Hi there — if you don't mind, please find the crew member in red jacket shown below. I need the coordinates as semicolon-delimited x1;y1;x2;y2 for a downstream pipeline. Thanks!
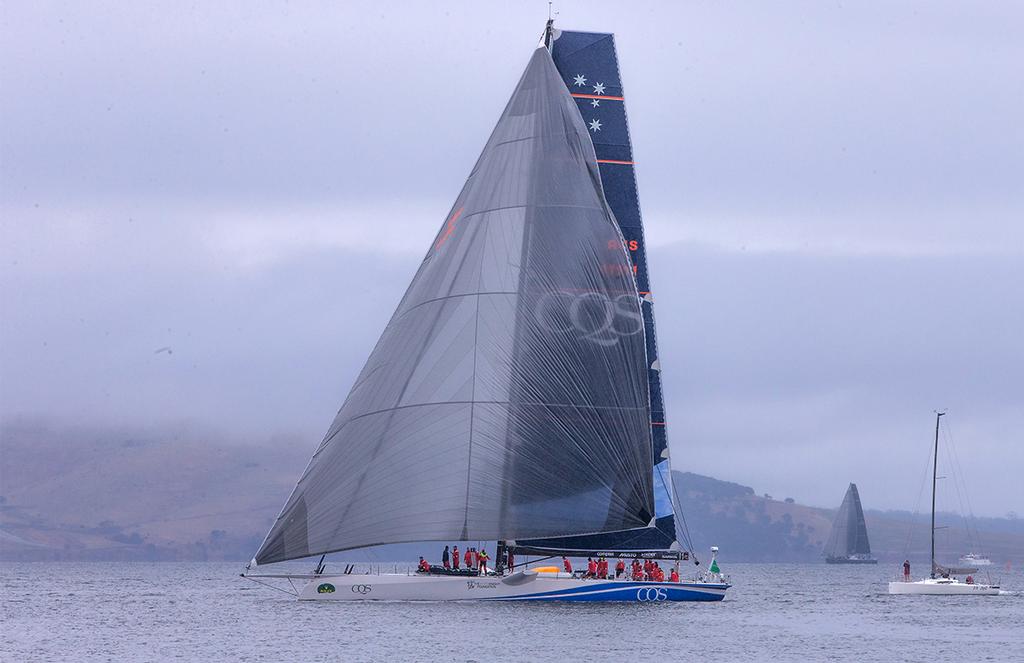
586;557;597;578
452;545;460;570
670;567;679;583
464;547;473;570
418;556;430;572
615;559;626;578
562;556;573;574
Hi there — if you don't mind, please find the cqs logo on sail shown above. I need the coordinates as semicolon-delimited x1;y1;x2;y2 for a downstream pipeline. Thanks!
534;292;643;347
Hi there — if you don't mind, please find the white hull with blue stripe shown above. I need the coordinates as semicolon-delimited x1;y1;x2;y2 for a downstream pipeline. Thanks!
294;570;729;602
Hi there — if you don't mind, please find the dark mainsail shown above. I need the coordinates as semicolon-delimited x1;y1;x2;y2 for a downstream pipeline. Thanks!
824;483;875;563
513;29;682;558
255;43;656;566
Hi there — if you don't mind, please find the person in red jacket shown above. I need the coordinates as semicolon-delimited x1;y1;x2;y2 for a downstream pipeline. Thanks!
654;564;664;582
632;561;644;581
562;556;573;574
615;559;626;578
506;549;515;573
670;567;679;583
452;545;460;570
418;556;430;573
643;559;653;580
464;547;473;570
586;557;597;578
597;557;607;579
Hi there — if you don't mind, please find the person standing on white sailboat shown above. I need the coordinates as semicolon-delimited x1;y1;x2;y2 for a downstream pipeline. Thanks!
903;560;910;581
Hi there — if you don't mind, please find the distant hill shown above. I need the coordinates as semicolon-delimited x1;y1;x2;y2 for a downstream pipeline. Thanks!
2;420;1022;564
0;419;304;561
674;471;1024;564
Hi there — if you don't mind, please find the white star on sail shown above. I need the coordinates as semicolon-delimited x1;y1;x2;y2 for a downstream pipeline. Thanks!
589;119;602;132
591;99;600;107
573;74;586;87
593;82;606;95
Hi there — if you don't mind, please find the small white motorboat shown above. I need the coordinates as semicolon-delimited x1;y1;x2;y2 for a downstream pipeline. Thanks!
958;553;993;567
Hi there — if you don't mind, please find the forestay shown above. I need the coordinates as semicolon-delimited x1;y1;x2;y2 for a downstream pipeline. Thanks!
255;46;655;565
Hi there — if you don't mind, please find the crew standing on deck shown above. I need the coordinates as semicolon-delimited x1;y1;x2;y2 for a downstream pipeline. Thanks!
597;557;608;579
442;545;450;570
670;566;679;583
506;549;515;573
478;548;490;575
465;547;473;571
563;556;573;574
903;559;911;581
586;557;597;578
615;559;625;578
452;545;460;570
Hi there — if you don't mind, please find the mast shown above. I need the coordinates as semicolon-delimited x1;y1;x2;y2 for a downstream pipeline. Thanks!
930;411;945;578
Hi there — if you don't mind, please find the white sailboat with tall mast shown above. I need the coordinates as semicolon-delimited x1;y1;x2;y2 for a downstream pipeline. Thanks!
242;20;729;602
888;413;999;596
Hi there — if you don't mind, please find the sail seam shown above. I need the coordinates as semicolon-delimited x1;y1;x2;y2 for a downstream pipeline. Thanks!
326;400;651;435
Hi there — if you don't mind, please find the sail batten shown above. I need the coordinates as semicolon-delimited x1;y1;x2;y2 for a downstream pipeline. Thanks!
255;44;656;566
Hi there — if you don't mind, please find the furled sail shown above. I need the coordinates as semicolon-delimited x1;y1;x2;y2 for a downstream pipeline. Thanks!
932;561;979;576
824;483;872;558
254;45;655;565
514;29;682;557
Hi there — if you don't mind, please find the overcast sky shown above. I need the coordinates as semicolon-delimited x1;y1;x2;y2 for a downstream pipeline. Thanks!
2;1;1021;516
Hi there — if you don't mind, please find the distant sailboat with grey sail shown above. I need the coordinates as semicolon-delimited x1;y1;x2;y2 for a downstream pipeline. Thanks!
241;20;729;602
824;483;877;564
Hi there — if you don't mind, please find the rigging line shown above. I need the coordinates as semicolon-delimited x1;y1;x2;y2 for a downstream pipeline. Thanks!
665;467;697;559
944;420;984;551
240;574;299;597
941;424;971;549
903;435;936;558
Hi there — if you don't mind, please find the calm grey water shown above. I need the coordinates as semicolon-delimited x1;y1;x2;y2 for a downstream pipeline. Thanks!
2;562;1022;662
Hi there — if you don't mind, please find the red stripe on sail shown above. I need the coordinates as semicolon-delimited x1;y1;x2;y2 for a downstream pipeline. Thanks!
434;207;465;250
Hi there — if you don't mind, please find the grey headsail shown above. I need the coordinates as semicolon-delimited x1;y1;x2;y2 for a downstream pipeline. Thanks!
254;45;654;565
824;483;873;560
513;28;682;558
